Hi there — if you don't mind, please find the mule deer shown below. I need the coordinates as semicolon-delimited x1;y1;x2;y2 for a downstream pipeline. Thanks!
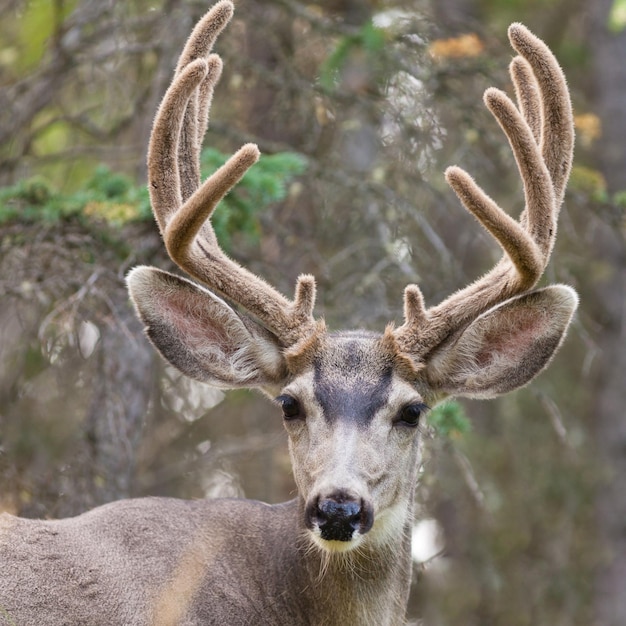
0;2;577;624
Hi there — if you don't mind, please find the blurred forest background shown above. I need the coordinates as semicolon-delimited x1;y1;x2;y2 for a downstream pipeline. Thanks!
0;0;625;624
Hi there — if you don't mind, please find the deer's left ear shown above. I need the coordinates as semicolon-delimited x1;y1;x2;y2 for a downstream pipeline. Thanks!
425;285;578;399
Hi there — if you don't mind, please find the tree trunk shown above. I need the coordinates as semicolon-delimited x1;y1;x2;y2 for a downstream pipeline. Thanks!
587;2;626;623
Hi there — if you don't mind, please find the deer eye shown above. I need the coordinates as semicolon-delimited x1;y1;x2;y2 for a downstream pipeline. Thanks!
276;395;303;420
395;403;427;427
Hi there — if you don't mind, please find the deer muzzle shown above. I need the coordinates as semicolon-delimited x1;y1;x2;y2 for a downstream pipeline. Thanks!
305;490;374;543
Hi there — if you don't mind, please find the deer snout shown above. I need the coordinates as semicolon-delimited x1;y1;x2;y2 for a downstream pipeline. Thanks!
305;491;374;543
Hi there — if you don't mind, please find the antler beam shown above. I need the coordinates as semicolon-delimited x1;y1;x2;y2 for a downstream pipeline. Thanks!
147;0;317;347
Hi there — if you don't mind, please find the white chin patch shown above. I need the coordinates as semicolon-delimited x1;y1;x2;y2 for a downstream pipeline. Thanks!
309;527;364;553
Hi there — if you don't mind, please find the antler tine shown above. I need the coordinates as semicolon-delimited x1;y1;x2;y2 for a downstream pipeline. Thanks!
175;1;234;204
147;0;317;346
508;23;574;205
395;24;573;356
510;56;541;145
148;58;210;235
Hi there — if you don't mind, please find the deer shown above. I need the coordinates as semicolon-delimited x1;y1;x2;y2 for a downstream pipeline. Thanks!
0;2;577;625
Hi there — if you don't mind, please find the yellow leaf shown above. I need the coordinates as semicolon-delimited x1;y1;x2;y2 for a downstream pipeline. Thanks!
83;201;139;225
429;33;484;60
574;113;602;146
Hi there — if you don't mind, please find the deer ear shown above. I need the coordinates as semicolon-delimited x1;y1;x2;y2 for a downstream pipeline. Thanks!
127;266;287;388
425;285;577;399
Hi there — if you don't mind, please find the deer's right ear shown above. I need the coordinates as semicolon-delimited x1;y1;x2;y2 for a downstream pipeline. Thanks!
127;266;288;388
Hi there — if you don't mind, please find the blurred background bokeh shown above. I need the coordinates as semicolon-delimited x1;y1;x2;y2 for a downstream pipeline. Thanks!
1;0;625;623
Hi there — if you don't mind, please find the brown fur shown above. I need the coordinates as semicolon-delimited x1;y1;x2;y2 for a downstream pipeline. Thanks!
0;4;578;625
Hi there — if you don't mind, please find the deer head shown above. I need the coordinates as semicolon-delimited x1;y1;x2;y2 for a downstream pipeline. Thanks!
127;1;576;554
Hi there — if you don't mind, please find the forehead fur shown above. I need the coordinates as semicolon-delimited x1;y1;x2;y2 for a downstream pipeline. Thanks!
284;325;424;383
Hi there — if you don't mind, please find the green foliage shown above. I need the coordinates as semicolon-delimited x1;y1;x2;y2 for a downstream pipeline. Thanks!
612;189;626;207
569;165;608;202
200;148;307;250
479;0;561;28
0;148;307;251
0;168;150;226
319;21;386;91
2;0;78;73
609;0;626;32
428;400;471;439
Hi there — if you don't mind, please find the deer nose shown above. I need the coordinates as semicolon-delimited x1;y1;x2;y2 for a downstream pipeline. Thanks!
305;492;374;541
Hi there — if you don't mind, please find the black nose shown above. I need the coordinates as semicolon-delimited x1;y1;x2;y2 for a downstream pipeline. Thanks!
306;492;374;541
